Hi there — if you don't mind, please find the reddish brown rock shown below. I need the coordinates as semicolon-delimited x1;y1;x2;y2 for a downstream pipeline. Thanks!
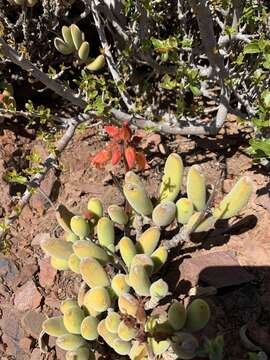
0;308;25;357
31;232;50;246
39;258;57;288
19;337;32;352
30;348;41;360
0;256;19;287
13;263;38;289
44;294;61;309
21;310;46;339
14;280;42;312
179;251;254;288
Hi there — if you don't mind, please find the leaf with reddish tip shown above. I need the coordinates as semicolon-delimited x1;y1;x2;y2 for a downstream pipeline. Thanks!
104;125;120;138
136;151;147;170
111;149;122;165
125;147;136;169
120;125;132;142
131;135;143;145
82;210;94;220
91;149;111;167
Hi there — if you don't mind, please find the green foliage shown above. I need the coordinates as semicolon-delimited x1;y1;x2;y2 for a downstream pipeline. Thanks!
202;335;224;360
246;138;270;162
3;169;27;185
247;353;268;360
77;71;119;114
25;101;52;126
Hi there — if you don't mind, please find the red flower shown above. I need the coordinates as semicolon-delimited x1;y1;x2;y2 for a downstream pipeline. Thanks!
91;121;148;171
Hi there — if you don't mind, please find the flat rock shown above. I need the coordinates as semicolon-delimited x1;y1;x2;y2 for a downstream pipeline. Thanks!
21;310;46;339
13;263;38;288
31;232;50;246
256;192;270;212
14;280;42;312
39;258;57;288
30;348;42;360
179;251;254;288
0;256;19;287
45;294;61;309
0;308;25;357
19;337;32;353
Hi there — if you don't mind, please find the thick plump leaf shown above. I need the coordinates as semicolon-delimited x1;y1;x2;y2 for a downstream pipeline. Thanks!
120;124;132;142
111;149;122;165
136;151;147;170
91;149;111;167
125;147;136;169
104;125;120;138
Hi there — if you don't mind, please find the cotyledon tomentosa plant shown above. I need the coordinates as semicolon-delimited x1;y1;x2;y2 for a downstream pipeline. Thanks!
54;24;105;72
40;152;253;359
13;0;38;7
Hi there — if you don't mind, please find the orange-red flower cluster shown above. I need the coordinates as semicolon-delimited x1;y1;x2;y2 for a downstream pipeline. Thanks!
91;122;147;171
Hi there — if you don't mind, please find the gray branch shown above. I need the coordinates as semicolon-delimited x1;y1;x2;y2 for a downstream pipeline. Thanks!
218;34;253;47
90;0;136;111
0;33;232;136
187;0;227;78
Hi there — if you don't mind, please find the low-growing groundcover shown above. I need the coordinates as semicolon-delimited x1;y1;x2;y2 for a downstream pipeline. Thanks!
39;153;254;359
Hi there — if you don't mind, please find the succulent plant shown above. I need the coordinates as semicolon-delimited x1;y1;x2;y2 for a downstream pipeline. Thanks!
187;165;206;212
79;257;110;288
14;0;38;7
118;320;138;341
63;306;85;334
42;316;69;337
168;301;187;331
51;256;69;271
80;316;99;340
70;216;90;239
105;312;121;333
176;198;194;225
108;205;129;225
159;153;184;202
54;24;106;72
149;279;169;301
85;54;106;72
111;273;130;296
152;200;176;227
40;152;253;359
136;227;160;255
123;182;153;216
97;217;115;252
185;298;211;332
212;176;253;219
56;334;87;351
